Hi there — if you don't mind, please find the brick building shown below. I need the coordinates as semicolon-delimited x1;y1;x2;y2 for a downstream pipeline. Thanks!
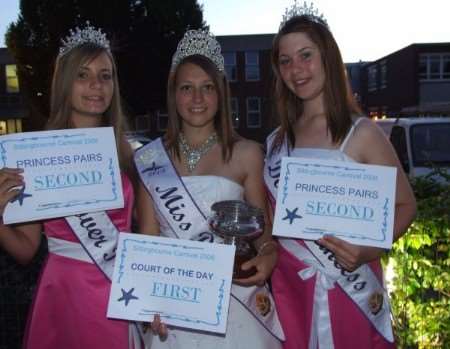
360;43;450;118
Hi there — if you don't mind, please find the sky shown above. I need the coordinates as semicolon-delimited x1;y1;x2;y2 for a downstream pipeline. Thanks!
1;0;449;62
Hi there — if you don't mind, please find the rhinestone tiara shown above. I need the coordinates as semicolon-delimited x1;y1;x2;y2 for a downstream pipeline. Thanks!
170;29;224;72
59;21;110;57
280;1;329;30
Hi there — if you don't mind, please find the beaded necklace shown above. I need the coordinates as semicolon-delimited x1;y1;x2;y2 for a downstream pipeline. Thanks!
179;132;218;173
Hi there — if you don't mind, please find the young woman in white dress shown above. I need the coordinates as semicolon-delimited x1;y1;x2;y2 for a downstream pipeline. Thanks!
135;29;284;349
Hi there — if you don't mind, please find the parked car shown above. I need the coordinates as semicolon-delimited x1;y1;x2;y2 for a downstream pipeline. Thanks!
376;117;450;179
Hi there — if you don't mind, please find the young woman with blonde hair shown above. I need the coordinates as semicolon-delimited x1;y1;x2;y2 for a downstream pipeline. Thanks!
0;23;144;348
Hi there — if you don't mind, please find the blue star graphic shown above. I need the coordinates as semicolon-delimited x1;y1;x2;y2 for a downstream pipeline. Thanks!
282;207;302;224
9;186;32;206
117;287;139;306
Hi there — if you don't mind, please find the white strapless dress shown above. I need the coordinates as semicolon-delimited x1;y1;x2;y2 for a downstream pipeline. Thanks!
151;175;282;349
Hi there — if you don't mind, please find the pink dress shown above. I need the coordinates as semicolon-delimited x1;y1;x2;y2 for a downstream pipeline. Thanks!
270;147;396;349
272;241;394;349
22;174;134;349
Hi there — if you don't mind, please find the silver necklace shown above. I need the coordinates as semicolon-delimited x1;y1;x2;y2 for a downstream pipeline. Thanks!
179;132;218;173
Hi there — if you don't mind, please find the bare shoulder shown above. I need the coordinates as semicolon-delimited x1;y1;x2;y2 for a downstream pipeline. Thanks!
353;117;386;140
349;117;395;165
232;138;264;161
350;117;390;150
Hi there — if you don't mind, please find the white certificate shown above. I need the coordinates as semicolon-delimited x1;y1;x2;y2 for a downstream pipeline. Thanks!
273;157;397;249
107;233;235;334
0;127;123;224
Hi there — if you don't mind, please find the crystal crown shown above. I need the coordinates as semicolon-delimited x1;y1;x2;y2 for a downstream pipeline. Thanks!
59;21;110;57
280;1;329;30
171;29;224;72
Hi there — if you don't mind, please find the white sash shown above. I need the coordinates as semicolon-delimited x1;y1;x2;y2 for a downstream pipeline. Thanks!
135;138;285;341
263;128;290;202
64;212;152;348
263;130;394;345
65;212;119;280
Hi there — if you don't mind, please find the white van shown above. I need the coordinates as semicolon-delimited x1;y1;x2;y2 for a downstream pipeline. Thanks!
375;117;450;179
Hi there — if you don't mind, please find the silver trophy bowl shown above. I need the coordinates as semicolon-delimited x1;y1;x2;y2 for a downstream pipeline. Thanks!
209;200;264;278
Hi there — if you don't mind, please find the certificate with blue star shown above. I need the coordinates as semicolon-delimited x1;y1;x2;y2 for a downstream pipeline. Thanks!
107;233;235;334
272;157;397;249
0;127;123;224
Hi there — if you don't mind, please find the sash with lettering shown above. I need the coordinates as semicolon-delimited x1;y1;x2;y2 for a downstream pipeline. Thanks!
64;212;151;348
135;137;285;341
264;128;394;348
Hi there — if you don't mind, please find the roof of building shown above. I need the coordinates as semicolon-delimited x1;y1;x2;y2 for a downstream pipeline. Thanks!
217;33;275;52
366;42;450;65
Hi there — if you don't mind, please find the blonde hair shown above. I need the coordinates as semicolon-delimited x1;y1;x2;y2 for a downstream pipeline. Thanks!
47;43;134;176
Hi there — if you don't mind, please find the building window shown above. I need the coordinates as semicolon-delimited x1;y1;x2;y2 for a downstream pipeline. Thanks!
223;52;237;82
419;53;450;80
245;51;259;81
429;56;440;79
443;54;450;79
16;119;22;132
367;65;377;92
157;111;168;131
231;97;239;128
246;97;261;128
380;60;387;89
7;119;16;133
6;65;19;93
0;119;22;134
0;121;6;135
419;56;427;79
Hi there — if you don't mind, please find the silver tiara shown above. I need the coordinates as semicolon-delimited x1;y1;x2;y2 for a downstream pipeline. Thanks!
170;29;224;72
59;21;110;57
280;1;329;30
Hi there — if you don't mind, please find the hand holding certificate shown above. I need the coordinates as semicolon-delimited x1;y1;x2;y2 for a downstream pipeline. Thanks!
0;127;123;224
272;157;397;249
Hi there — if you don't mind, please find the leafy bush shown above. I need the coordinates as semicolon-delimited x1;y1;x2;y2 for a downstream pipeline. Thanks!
388;172;450;348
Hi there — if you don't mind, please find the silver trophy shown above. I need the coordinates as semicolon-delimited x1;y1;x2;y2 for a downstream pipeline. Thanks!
209;200;264;278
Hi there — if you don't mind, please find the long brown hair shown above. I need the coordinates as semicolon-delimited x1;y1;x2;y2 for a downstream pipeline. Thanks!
271;16;360;154
46;43;134;176
165;54;236;162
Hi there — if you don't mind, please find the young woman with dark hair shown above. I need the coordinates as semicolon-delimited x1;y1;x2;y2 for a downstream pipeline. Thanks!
264;3;416;348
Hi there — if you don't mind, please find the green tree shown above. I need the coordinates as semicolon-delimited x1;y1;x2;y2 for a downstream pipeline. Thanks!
388;173;450;348
5;0;205;131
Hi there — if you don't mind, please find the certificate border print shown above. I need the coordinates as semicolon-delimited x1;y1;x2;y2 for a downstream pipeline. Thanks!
0;132;120;210
117;238;227;328
281;161;389;243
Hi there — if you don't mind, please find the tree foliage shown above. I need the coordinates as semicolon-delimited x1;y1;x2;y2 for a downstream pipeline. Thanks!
388;173;450;348
5;0;206;131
